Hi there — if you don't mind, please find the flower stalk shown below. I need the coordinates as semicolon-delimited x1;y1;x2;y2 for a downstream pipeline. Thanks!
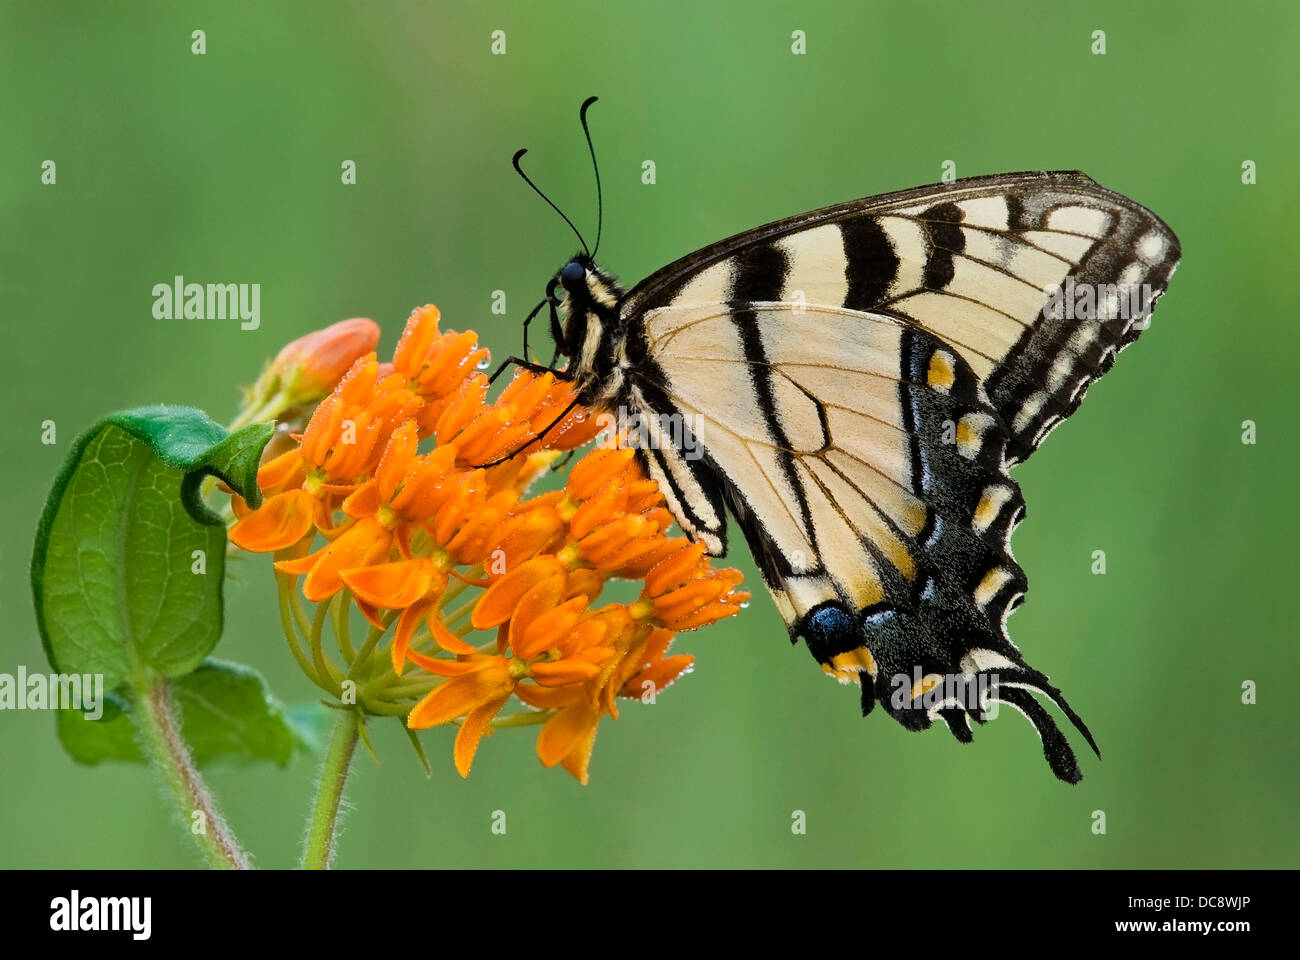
301;710;360;870
131;676;250;869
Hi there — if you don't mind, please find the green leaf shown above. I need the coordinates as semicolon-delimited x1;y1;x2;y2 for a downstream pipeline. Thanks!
57;660;296;767
31;407;273;689
55;692;140;763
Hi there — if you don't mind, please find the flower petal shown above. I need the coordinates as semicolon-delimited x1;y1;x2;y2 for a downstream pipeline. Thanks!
472;555;566;629
622;654;694;699
454;695;509;778
529;658;603;686
388;603;430;675
229;489;315;553
516;594;588;662
507;575;566;659
566;446;635;501
256;448;306;493
644;541;708;597
406;649;497;677
514;683;584;710
341;478;381;519
393;305;441;379
536;700;599;772
428;612;478;655
406;662;510;729
559;722;599;785
301;518;392;602
376;420;420;502
342;557;438;609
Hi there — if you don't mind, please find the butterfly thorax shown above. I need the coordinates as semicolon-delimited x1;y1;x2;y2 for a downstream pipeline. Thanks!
555;255;628;405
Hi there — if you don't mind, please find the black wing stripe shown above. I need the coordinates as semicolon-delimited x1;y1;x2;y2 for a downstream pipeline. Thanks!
918;201;965;290
623;367;730;553
725;244;820;564
729;242;789;304
840;218;898;310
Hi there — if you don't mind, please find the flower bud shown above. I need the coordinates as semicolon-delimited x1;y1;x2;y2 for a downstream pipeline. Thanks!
272;318;381;405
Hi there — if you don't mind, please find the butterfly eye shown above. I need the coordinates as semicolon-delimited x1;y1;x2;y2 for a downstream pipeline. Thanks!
560;260;586;290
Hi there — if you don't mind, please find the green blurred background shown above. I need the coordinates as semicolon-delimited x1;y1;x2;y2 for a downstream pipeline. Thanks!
2;0;1297;868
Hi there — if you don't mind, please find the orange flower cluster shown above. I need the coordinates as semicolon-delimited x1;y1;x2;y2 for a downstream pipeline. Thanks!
229;306;749;782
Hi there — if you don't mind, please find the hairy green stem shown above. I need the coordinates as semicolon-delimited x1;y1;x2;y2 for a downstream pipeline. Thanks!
132;676;250;869
302;710;361;869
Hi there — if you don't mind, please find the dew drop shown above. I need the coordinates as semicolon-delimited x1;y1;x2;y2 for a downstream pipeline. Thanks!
476;357;491;370
739;601;751;609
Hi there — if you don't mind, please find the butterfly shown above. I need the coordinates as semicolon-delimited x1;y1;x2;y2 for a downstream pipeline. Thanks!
494;98;1181;783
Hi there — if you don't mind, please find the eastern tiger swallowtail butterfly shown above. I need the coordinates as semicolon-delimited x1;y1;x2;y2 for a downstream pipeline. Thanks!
494;97;1180;783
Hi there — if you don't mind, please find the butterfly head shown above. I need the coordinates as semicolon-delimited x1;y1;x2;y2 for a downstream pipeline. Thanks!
556;254;622;310
552;253;625;382
558;257;588;292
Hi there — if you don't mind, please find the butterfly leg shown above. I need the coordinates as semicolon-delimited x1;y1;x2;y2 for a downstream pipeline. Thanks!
547;289;567;359
470;395;584;469
485;355;566;386
520;284;561;361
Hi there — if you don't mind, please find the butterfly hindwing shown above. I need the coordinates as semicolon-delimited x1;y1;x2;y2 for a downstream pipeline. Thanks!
621;299;1097;781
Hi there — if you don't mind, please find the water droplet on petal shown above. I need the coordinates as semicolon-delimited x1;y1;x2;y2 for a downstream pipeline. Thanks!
476;357;491;370
739;601;751;609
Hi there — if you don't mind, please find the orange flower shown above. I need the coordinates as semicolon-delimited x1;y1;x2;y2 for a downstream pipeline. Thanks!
230;303;747;784
406;593;617;777
393;305;487;400
619;627;695;700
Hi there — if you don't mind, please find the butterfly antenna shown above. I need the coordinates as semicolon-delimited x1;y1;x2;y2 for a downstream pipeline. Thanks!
512;148;589;256
579;95;603;257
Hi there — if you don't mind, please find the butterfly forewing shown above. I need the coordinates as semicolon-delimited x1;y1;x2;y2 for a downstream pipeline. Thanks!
623;170;1181;464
